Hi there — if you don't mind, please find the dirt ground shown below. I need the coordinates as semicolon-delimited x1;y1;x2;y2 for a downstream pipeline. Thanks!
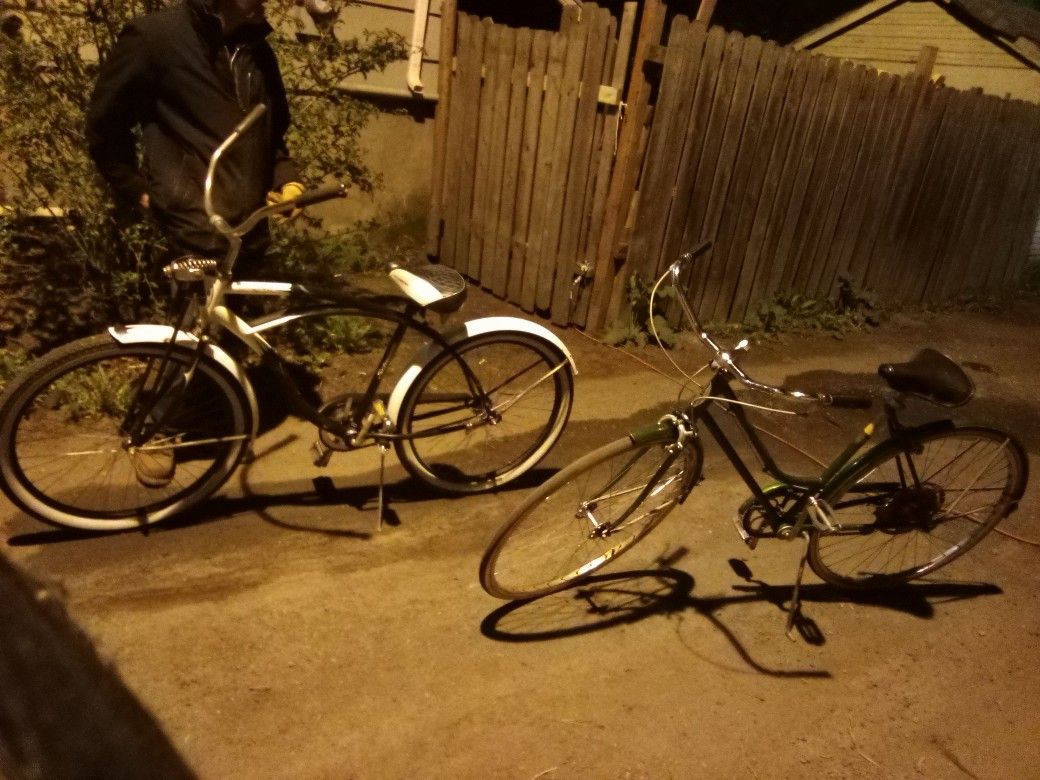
3;287;1040;779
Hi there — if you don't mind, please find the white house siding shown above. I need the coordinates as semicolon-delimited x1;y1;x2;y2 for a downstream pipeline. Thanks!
809;0;1040;101
336;0;443;98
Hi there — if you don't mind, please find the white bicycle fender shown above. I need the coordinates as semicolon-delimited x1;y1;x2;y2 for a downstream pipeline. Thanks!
107;324;259;437
386;316;576;425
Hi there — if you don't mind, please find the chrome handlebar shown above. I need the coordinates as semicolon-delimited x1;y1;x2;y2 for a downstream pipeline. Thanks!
661;242;867;408
203;104;346;239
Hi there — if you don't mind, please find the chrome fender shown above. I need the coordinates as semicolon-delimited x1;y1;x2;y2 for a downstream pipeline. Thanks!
107;324;259;438
386;316;577;425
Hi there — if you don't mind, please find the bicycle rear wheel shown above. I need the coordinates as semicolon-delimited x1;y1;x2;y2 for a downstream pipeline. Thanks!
394;332;573;493
480;433;701;600
809;426;1027;588
0;335;251;531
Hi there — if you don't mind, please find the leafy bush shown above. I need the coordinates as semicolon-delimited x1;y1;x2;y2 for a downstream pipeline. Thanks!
0;1;406;352
602;273;680;348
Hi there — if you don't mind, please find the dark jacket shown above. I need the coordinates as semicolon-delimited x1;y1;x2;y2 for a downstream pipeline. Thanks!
86;0;299;258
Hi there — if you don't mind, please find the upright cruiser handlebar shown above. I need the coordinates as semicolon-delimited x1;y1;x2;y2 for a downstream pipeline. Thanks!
203;104;347;240
663;241;872;410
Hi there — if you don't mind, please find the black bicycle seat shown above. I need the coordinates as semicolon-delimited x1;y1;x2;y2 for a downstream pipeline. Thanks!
878;348;974;406
388;264;467;314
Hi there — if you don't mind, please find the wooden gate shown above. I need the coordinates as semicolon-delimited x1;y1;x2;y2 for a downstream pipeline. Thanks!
629;18;1040;324
429;6;632;326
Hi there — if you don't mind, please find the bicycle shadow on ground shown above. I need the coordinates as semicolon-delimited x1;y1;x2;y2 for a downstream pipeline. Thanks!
4;435;560;546
479;563;1001;678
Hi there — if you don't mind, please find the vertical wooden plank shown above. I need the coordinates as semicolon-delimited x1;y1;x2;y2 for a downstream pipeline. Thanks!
626;16;696;282
1000;112;1040;289
755;53;828;302
551;6;613;325
647;23;725;307
860;73;935;297
478;26;517;294
982;102;1036;291
827;72;898;291
466;20;501;282
871;81;950;300
443;15;485;272
905;89;986;302
426;0;457;258
507;30;551;305
682;30;747;313
788;61;863;297
587;0;667;332
935;94;1006;299
724;43;795;322
708;39;782;323
535;5;587;311
890;88;956;302
521;30;568;311
575;14;616;291
490;27;532;299
739;50;813;315
809;66;879;300
574;2;636;328
770;56;841;296
698;34;766;324
847;73;921;291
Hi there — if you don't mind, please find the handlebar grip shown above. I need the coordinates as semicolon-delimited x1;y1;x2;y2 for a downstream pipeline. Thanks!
825;393;874;410
288;182;348;209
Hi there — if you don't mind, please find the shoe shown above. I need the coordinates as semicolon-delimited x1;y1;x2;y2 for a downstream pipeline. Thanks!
132;448;175;488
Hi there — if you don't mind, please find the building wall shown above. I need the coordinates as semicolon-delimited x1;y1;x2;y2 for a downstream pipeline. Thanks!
321;110;434;227
809;0;1040;101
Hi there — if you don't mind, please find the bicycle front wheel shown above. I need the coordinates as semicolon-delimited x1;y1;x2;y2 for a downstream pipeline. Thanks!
394;332;573;493
0;335;251;531
480;433;702;600
809;426;1027;588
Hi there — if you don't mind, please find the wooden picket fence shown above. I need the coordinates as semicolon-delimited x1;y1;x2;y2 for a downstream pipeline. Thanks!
430;12;1040;327
629;18;1040;324
432;6;631;326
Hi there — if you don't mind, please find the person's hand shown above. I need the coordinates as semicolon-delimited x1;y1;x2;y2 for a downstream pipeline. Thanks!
266;181;305;222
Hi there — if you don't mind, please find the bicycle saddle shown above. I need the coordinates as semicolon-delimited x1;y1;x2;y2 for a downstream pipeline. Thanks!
878;348;974;406
163;256;219;282
388;264;467;314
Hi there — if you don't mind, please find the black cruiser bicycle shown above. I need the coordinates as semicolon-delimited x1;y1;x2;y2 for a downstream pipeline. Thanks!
0;106;575;532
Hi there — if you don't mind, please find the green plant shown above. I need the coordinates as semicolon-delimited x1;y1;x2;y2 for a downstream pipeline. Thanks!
0;347;30;392
602;273;680;347
738;276;882;340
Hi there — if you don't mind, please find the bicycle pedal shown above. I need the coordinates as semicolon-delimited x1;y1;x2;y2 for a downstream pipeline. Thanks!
732;513;758;550
311;439;333;468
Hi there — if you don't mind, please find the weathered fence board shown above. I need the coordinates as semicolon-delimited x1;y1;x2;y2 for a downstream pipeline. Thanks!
431;13;1040;329
624;16;1040;323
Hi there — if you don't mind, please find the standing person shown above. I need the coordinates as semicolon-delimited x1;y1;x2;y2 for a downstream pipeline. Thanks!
86;0;303;273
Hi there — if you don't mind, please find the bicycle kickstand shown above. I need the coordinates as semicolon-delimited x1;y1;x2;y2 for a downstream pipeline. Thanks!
376;442;390;532
785;532;811;641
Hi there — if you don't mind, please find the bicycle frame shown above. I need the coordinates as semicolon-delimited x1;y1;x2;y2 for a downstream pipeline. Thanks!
626;368;959;543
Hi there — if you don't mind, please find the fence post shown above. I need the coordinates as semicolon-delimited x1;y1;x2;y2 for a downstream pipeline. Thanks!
426;0;458;259
586;0;667;332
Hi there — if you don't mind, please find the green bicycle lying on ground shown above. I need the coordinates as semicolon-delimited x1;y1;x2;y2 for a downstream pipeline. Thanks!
0;106;575;532
480;241;1027;627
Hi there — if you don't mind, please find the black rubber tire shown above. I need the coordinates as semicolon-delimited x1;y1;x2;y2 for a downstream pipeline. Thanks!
480;434;701;600
394;332;573;493
809;426;1027;588
0;335;251;531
